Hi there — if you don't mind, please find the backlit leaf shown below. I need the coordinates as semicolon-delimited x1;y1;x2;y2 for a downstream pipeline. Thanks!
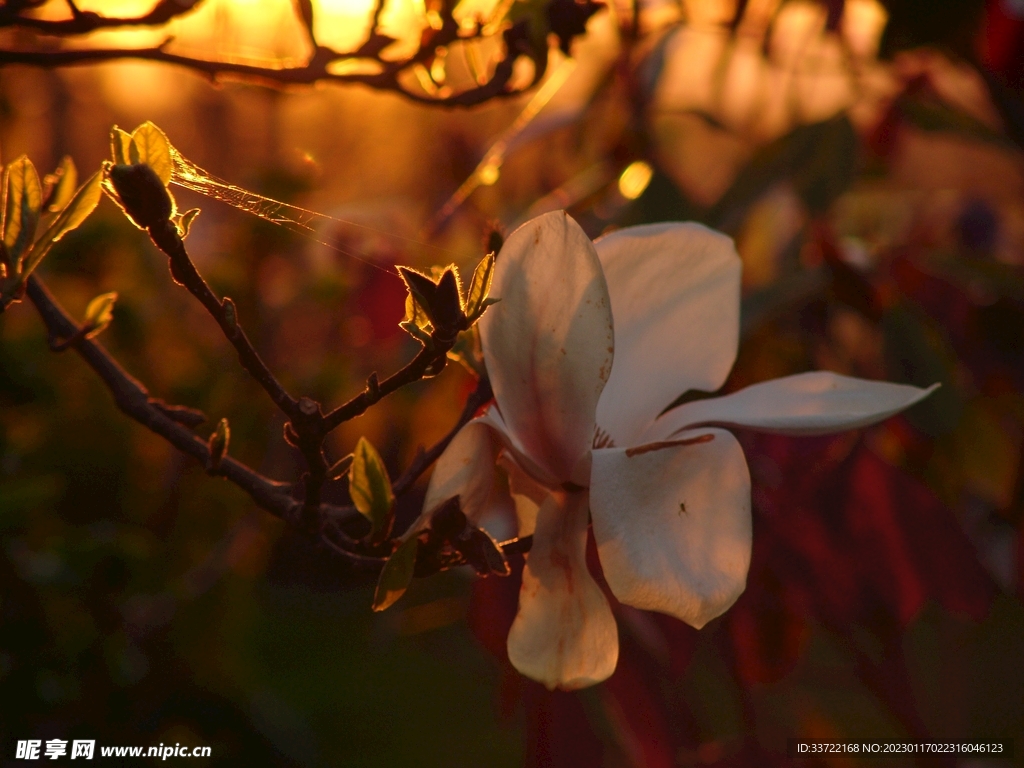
130;122;174;186
399;266;440;327
83;292;118;339
372;536;418;612
349;437;394;536
176;208;200;239
110;127;133;166
43;156;78;214
465;251;495;321
20;171;103;278
3;156;42;264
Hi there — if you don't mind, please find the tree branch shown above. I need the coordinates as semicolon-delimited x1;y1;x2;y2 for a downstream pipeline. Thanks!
146;221;299;419
0;0;205;35
0;20;544;107
25;271;530;578
25;274;302;522
323;344;451;432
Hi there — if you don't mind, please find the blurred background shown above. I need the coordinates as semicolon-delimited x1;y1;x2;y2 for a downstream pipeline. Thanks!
1;0;1023;765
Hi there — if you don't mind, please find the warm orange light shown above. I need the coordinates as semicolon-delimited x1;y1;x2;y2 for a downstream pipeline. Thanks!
314;0;378;52
618;161;653;200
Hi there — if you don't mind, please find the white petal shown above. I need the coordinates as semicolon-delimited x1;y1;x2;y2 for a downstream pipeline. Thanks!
420;421;498;525
594;223;741;446
507;490;619;690
497;450;548;538
590;429;751;629
481;211;614;483
646;371;941;441
477;405;559;490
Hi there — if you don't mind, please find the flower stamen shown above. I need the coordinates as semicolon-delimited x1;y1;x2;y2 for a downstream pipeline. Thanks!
624;433;715;458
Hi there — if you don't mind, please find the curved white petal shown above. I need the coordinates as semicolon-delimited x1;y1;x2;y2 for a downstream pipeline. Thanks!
507;490;619;690
477;406;559;490
645;371;940;441
481;211;614;483
594;223;741;446
497;450;548;538
420;421;498;525
590;429;751;629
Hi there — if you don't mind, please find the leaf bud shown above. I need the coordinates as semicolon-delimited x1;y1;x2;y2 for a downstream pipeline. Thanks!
221;297;238;332
365;372;380;403
108;163;173;230
484;224;504;256
83;292;117;339
207;417;230;472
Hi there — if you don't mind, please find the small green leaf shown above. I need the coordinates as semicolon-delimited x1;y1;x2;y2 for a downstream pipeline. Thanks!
404;292;432;331
399;266;440;326
349;436;394;536
465;251;495;321
447;326;485;376
129;122;174;186
82;292;117;339
110;126;133;166
372;536;418;612
399;319;434;346
176;207;200;238
3;156;43;265
19;170;102;279
43;156;78;214
432;267;465;331
463;527;510;576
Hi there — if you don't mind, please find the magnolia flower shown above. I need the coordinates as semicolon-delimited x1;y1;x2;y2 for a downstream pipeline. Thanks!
417;211;936;690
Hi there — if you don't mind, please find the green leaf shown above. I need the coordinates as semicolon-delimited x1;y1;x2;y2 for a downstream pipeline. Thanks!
464;251;496;321
403;292;432;331
129;122;174;186
349;437;394;536
447;326;485;376
432;267;466;332
110;126;133;166
399;319;434;346
19;170;102;279
399;266;440;327
176;207;200;238
2;156;42;265
43;156;77;214
372;536;418;612
82;292;117;339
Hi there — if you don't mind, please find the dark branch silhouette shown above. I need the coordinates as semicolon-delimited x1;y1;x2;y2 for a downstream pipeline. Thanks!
0;0;555;107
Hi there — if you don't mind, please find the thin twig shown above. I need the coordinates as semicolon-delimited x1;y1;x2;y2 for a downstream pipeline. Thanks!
146;221;299;419
26;274;300;522
323;345;450;432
